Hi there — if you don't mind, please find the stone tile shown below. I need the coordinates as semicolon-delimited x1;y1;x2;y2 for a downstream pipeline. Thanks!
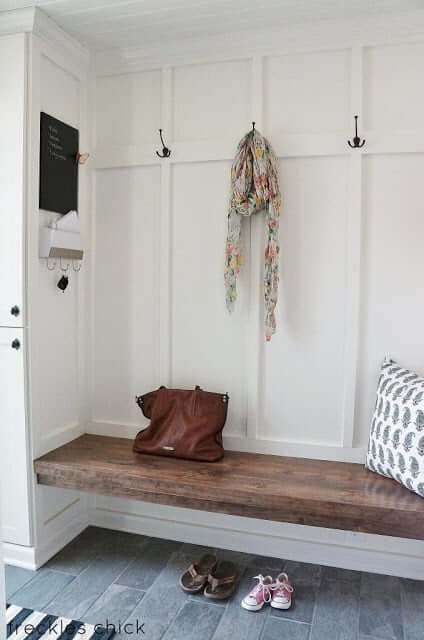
115;549;205;640
359;573;403;640
94;528;149;554
283;561;322;587
211;564;272;640
269;581;316;624
310;576;360;640
261;618;311;640
10;570;75;611
321;566;361;585
359;636;395;640
249;555;286;574
46;527;148;575
46;527;109;575
179;542;216;561
83;584;144;627
212;548;254;568
45;550;135;620
401;578;424;640
162;600;223;640
270;560;321;624
117;538;181;591
5;566;36;600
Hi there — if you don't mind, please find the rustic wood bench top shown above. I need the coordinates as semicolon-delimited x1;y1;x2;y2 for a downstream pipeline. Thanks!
34;434;424;540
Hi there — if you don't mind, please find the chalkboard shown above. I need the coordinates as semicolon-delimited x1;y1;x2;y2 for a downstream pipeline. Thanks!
39;112;79;214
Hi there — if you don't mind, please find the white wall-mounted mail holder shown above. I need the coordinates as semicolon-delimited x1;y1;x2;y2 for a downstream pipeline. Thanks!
39;227;84;261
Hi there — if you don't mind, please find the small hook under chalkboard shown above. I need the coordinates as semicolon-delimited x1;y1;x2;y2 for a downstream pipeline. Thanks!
348;115;365;148
156;129;171;158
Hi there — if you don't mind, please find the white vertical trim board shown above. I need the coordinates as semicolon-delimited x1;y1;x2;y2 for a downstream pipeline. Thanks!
246;56;264;440
159;67;173;385
342;152;363;447
23;23;91;558
341;44;364;448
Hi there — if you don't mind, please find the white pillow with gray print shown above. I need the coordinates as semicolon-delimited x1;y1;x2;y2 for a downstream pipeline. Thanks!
366;358;424;498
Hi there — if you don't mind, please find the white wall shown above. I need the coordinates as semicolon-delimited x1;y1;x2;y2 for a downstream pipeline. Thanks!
3;8;424;576
85;16;424;577
23;16;91;564
90;27;424;461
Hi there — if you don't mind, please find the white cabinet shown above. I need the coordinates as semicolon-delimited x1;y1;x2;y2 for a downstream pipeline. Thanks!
0;538;5;639
0;34;26;328
0;507;5;636
0;328;31;546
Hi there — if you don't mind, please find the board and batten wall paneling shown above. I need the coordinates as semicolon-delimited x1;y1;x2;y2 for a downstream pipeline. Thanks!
171;162;248;437
264;49;351;134
262;156;349;445
90;33;424;463
25;32;91;560
30;52;81;446
363;41;424;132
96;70;161;147
93;166;160;426
355;153;424;447
173;59;251;141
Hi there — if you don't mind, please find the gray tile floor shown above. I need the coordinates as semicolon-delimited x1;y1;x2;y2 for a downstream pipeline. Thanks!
5;527;423;640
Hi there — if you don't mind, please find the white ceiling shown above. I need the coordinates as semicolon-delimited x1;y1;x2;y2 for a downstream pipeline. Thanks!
1;0;423;51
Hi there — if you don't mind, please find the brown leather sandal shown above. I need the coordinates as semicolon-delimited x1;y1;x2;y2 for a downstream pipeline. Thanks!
204;561;239;600
179;554;218;594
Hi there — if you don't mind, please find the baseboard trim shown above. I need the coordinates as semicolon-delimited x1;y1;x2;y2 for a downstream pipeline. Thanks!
91;498;424;580
34;514;88;569
86;421;366;463
9;498;423;578
37;421;84;458
3;542;36;570
4;515;88;570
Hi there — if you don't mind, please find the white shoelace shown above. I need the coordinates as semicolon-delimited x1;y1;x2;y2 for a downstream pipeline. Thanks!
251;574;274;602
274;572;294;595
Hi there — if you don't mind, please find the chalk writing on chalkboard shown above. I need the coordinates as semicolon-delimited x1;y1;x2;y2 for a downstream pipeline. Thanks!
39;112;79;214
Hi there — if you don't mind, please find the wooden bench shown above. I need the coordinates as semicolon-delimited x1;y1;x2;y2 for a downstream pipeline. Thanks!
34;434;424;540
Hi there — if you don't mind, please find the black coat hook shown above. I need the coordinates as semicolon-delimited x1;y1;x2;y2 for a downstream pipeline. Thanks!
252;121;256;132
156;129;171;158
348;115;365;148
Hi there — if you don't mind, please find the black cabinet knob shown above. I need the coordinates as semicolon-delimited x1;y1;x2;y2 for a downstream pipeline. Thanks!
11;339;20;350
10;305;20;317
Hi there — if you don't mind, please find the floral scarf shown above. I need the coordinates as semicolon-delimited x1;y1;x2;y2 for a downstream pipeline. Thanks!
224;129;281;341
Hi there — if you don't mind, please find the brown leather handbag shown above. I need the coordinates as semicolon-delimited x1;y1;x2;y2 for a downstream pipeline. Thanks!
134;386;229;462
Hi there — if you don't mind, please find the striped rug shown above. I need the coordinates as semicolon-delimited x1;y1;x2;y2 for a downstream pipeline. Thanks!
6;605;115;640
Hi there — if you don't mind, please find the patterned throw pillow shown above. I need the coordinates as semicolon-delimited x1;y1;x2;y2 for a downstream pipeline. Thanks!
366;358;424;498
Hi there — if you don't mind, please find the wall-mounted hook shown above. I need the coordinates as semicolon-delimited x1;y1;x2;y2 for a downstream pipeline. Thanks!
156;129;171;158
46;257;57;271
251;121;256;132
60;257;70;272
72;260;82;272
348;115;365;148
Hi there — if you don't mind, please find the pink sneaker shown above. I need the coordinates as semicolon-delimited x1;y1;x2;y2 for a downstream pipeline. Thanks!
271;572;293;610
241;574;274;611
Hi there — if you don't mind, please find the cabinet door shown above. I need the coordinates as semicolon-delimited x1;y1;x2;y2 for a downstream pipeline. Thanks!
0;34;26;328
0;328;31;546
0;539;5;638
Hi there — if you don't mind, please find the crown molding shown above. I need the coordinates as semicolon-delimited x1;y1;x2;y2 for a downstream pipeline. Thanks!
0;7;90;70
33;7;90;71
0;7;35;36
94;9;424;75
